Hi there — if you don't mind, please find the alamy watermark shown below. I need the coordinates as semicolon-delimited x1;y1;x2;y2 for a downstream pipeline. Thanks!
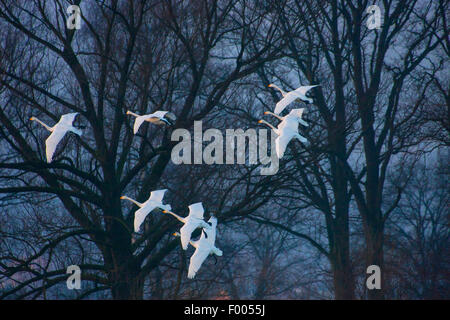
66;5;81;30
366;5;382;30
170;121;279;175
366;265;381;290
66;265;81;290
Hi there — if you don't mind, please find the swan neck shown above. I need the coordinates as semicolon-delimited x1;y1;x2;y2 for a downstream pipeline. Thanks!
259;120;276;131
127;111;140;118
123;196;142;207
272;84;286;96
164;210;185;223
266;111;283;120
32;117;53;131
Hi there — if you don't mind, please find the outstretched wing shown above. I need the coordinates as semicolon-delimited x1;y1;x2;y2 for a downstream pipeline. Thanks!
180;221;199;250
188;202;204;219
275;130;296;159
59;113;78;125
150;111;168;119
134;205;156;232
288;108;304;118
274;93;299;114
146;111;169;125
294;85;319;96
187;245;210;279
133;115;152;134
45;129;67;162
149;189;167;203
163;112;176;125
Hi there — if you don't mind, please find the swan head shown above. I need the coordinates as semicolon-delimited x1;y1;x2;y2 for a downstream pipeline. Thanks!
258;120;263;123
126;110;132;115
172;232;180;237
120;196;126;200
29;117;36;121
268;84;274;88
263;111;269;115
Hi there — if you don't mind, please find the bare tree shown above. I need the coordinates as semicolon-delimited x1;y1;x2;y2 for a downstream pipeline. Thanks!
245;0;446;299
0;0;284;299
384;156;449;299
0;0;447;300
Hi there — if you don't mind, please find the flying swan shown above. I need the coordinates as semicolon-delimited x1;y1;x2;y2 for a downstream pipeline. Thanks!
30;112;82;163
163;202;211;250
120;189;172;232
268;83;320;114
259;108;308;159
126;110;176;134
173;215;222;279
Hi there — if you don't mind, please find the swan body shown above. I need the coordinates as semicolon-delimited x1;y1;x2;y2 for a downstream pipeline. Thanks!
30;112;82;163
163;202;211;250
120;189;172;232
174;215;222;279
259;108;308;158
268;84;320;114
126;110;176;134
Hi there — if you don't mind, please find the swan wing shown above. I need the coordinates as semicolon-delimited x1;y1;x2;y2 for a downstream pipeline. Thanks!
274;93;298;114
146;111;169;125
188;202;204;219
180;221;198;250
45;129;67;162
134;204;156;232
275;130;296;159
149;189;167;203
150;111;168;119
294;85;319;96
188;245;210;279
133;115;151;134
59;113;78;125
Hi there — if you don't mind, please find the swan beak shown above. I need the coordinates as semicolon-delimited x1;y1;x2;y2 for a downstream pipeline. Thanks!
258;120;263;123
162;210;168;213
172;233;177;236
120;196;125;199
263;111;269;115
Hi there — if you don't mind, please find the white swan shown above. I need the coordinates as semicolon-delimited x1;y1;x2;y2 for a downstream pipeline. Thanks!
264;110;309;127
126;110;176;134
163;202;211;250
268;83;320;114
120;189;172;232
259;108;308;159
173;215;222;279
30;112;82;163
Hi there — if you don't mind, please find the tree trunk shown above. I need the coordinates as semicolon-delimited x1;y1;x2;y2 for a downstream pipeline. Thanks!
110;270;144;300
331;222;355;300
331;131;354;300
109;247;144;299
104;192;144;300
332;261;355;300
